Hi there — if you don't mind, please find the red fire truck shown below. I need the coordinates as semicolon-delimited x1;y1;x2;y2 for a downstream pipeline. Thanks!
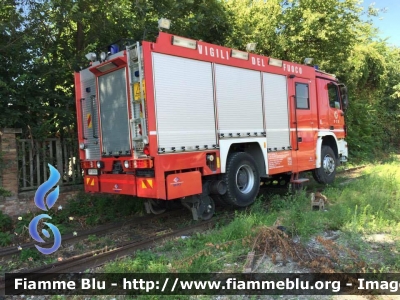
74;30;348;220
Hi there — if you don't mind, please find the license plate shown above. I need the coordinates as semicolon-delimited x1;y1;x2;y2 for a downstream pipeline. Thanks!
88;169;98;175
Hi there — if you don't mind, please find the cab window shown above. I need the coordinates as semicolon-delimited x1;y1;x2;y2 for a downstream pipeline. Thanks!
328;83;340;109
295;83;309;109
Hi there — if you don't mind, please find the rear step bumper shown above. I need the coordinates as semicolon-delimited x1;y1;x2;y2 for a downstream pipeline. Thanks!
84;174;136;195
84;174;158;198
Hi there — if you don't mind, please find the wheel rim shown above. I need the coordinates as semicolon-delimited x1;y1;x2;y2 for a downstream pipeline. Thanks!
323;154;335;175
235;164;255;194
202;204;213;219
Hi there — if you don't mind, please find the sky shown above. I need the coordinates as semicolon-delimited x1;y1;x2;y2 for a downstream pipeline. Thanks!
361;0;400;47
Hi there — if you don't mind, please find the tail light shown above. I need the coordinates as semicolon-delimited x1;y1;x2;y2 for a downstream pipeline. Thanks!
81;161;104;169
143;146;150;156
82;161;95;168
134;159;153;168
124;159;153;169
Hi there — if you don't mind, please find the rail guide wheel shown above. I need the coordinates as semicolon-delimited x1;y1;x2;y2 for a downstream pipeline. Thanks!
144;199;167;215
181;195;215;221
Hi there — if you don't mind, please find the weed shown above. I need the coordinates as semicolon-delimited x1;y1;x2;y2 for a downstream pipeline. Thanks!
0;232;12;246
5;259;19;271
269;194;291;212
105;250;169;273
94;236;115;249
14;212;35;237
0;186;12;197
87;234;98;243
75;242;85;251
59;192;144;228
0;210;12;231
19;248;41;262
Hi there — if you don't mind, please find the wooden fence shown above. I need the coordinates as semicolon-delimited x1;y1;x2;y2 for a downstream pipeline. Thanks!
17;138;83;191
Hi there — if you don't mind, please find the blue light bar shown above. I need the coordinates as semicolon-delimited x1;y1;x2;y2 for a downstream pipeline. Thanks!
110;44;119;54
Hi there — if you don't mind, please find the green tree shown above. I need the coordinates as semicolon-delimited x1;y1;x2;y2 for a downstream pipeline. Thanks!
0;0;230;139
1;0;398;160
222;0;282;55
0;0;29;128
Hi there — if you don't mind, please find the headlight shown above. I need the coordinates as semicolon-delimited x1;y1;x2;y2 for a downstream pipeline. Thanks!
79;143;86;150
207;154;214;162
96;161;104;168
85;52;97;61
124;161;130;168
100;52;107;61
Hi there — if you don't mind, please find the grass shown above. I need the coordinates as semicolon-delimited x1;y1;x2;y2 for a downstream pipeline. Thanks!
0;192;146;276
43;157;400;299
101;157;400;276
0;192;145;248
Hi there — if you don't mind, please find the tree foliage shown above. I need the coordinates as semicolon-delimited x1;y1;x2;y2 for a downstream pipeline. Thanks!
0;0;399;159
0;0;230;138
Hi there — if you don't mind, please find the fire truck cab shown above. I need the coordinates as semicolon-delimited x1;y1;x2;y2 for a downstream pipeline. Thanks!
75;30;348;220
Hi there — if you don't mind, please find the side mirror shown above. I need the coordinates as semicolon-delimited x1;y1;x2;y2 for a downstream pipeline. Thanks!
339;84;349;111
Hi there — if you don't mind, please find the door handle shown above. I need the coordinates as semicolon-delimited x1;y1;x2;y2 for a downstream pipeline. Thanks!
297;137;302;142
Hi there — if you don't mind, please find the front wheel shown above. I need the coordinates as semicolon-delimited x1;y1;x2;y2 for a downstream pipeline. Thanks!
221;152;260;208
312;145;337;184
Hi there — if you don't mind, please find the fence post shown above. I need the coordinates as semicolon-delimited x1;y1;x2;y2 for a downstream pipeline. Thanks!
0;128;22;199
56;139;63;185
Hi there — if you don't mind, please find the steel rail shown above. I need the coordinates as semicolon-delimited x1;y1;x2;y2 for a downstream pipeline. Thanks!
0;209;185;260
0;216;226;295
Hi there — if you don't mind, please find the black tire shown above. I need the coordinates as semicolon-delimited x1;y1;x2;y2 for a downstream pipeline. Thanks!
221;152;260;208
312;145;337;184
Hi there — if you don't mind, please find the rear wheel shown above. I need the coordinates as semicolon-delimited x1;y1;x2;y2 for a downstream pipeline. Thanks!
222;152;260;207
312;145;337;184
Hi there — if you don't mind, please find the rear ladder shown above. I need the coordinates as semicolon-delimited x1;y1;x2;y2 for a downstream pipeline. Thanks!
127;42;148;158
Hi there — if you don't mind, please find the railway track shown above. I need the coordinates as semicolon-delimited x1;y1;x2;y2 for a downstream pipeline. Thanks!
0;208;185;261
0;216;226;295
0;166;365;260
0;166;367;296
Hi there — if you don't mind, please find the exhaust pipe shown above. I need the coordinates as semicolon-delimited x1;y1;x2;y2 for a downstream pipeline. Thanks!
209;180;227;195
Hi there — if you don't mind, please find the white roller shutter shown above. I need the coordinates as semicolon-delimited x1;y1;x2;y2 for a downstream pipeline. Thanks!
152;53;216;153
214;64;264;137
263;73;290;150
